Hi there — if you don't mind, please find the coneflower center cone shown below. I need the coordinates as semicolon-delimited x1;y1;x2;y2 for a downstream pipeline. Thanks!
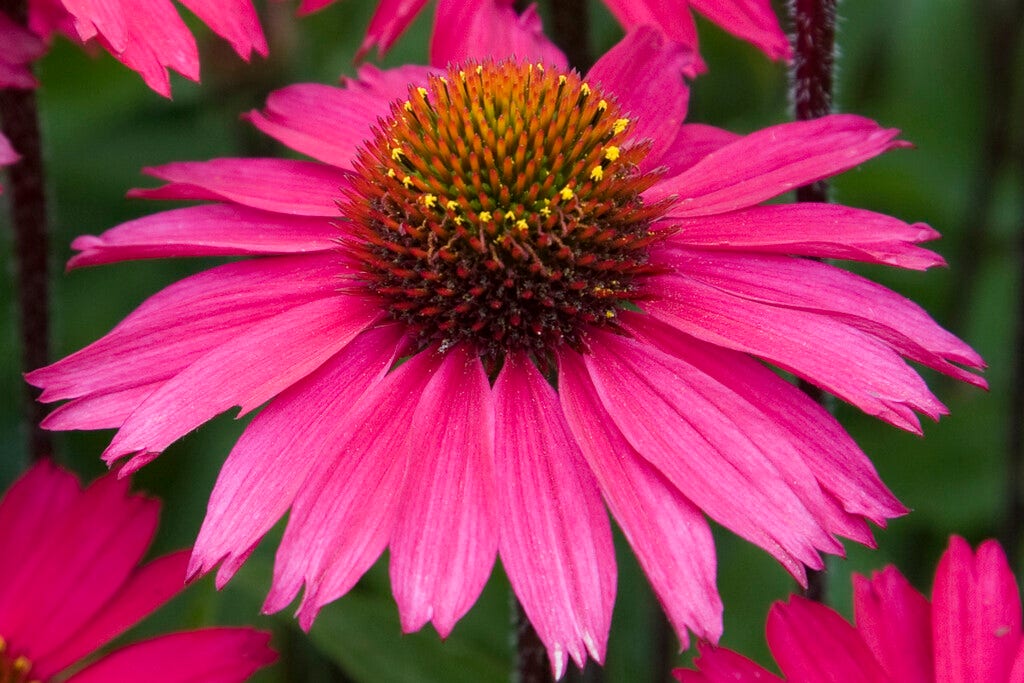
344;61;668;364
0;638;36;683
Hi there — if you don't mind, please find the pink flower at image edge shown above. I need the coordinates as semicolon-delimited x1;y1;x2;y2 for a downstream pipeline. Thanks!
28;27;984;677
676;536;1024;683
0;461;276;682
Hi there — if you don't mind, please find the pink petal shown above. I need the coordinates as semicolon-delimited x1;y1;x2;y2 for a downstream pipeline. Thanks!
189;324;405;587
600;0;700;64
767;596;892;682
558;350;722;647
29;254;350;404
664;202;945;269
59;0;128;49
33;551;189;678
68;205;340;268
493;353;616;676
263;350;437;627
625;313;905;528
65;628;276;683
247;66;434;169
933;537;1023;683
390;345;497;637
0;130;18;165
431;0;567;68
688;0;791;60
853;567;933;683
175;0;267;60
653;124;741;178
102;295;381;471
658;246;985;385
676;641;784;682
646;115;904;217
0;474;157;660
356;0;430;60
586;27;696;172
0;11;45;88
0;462;79;589
128;158;351;216
583;326;836;580
643;273;946;432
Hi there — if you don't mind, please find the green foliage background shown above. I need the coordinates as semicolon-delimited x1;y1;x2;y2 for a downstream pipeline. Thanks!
0;0;1020;680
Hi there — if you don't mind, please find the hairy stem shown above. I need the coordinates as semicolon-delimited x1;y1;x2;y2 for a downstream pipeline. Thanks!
513;596;553;683
550;0;592;72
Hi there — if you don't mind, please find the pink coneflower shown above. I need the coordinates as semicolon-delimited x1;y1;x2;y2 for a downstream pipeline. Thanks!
0;461;276;682
338;0;788;66
15;0;266;96
29;28;982;676
676;536;1023;682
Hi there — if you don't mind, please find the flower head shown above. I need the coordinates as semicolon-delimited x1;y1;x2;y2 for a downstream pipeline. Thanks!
676;536;1023;683
29;28;983;677
0;461;276;682
19;0;266;96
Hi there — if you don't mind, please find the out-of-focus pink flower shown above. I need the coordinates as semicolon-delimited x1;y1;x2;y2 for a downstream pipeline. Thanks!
676;536;1023;683
21;0;266;96
323;0;788;67
29;28;983;677
0;132;18;195
0;11;46;88
0;461;276;682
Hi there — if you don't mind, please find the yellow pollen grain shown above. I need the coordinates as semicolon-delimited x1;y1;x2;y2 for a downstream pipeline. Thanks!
417;87;428;97
445;200;459;211
453;216;464;225
390;147;404;161
580;83;591;96
403;100;413;111
598;99;608;111
479;211;492;222
605;310;616;319
387;168;396;178
505;211;516;222
515;219;529;233
402;175;414;188
476;65;483;74
540;206;551;217
559;187;574;201
536;63;545;72
459;70;466;80
590;166;604;181
604;146;620;161
14;656;31;673
558;75;567;85
613;118;629;134
422;194;437;208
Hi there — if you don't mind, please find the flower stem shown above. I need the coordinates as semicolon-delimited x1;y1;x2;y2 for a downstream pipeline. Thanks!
549;0;592;72
512;596;552;683
1;0;53;464
789;0;836;602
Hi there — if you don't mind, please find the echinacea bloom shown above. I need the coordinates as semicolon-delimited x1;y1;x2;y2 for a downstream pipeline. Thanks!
676;536;1023;682
338;0;787;67
0;461;276;682
16;0;266;96
29;28;983;676
0;11;45;89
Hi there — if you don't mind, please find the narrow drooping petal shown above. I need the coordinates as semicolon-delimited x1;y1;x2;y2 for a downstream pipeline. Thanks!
853;567;933;683
247;66;434;169
175;0;266;59
390;345;497;637
495;353;616;676
356;0;430;60
647;116;904;216
586;27;696;170
768;597;892;682
264;351;439;626
29;254;352;403
688;0;791;60
65;629;275;683
102;295;381;470
625;314;905;530
659;246;985;385
559;350;722;647
652;124;740;178
128;159;351;216
68;205;340;267
666;203;945;270
190;324;405;587
645;273;946;432
431;0;566;69
600;0;699;64
584;328;836;579
933;537;1022;683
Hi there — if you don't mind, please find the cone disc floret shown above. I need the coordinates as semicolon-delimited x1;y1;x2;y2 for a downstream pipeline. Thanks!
344;61;668;363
